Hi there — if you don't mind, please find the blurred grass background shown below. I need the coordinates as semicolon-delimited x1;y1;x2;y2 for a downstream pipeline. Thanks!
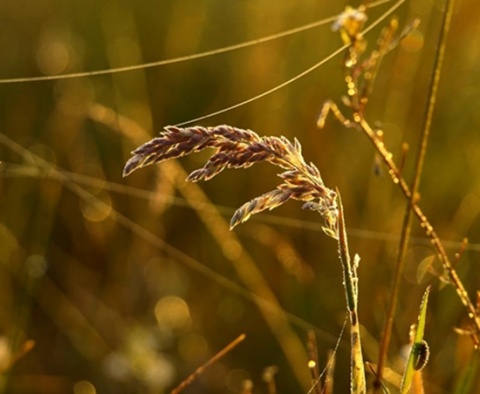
0;0;480;393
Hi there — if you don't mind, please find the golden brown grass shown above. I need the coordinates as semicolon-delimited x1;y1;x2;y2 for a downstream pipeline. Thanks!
121;2;480;392
124;125;338;234
1;0;480;393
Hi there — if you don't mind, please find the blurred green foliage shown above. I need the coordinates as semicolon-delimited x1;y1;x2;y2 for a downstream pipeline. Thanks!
0;0;480;393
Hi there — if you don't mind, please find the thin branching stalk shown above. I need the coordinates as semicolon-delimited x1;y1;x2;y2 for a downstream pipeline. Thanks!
374;0;458;388
360;118;480;343
320;4;480;381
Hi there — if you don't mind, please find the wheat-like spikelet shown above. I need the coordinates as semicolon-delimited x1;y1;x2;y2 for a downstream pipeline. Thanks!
124;125;338;234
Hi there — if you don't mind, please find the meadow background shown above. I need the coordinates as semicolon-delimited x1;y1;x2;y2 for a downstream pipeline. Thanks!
0;0;480;393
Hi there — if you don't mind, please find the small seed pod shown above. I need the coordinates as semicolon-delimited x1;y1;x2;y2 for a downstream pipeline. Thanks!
412;340;430;371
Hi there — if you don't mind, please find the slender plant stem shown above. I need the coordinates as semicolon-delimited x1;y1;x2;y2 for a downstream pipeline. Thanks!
359;118;480;343
374;0;462;388
171;334;246;394
336;193;366;394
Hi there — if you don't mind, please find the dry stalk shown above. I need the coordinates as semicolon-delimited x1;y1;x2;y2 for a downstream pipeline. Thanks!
360;118;480;340
171;334;246;394
374;0;457;388
319;4;480;390
336;192;366;394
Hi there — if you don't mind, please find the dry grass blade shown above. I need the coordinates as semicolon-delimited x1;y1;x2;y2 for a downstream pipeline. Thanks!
171;334;246;394
124;125;338;235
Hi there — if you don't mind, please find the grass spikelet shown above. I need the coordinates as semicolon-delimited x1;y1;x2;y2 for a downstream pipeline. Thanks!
124;125;338;235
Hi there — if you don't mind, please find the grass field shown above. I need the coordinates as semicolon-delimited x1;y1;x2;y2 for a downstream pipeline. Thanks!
1;0;480;393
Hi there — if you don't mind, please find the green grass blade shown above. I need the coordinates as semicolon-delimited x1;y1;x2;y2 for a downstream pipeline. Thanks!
400;286;430;394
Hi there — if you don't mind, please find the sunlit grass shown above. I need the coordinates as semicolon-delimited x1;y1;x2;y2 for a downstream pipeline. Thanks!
0;0;480;393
